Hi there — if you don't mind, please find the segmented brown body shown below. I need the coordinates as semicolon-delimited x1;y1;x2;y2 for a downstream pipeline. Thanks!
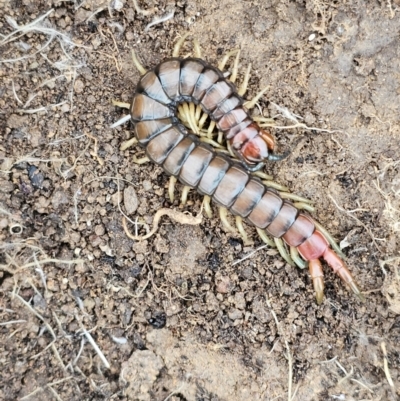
129;56;363;303
130;57;315;249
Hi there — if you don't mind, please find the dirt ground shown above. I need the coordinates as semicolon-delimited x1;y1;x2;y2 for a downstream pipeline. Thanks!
1;0;400;400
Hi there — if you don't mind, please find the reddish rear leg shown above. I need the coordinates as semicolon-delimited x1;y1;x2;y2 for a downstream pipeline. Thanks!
296;230;364;304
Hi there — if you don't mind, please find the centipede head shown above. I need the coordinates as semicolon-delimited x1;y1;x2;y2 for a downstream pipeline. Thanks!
229;124;288;166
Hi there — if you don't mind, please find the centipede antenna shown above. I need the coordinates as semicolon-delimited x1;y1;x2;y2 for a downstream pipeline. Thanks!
238;63;251;96
173;32;190;57
274;238;296;267
131;49;147;75
290;246;308;269
267;150;290;162
110;114;131;128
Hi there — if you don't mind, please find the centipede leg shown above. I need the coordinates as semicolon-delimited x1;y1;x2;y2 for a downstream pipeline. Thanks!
173;32;190;57
323;248;365;301
256;227;276;247
244;85;270;110
131;49;147;75
290;246;308;269
261;180;289;192
293;202;315;213
274;238;296;267
120;137;138;151
132;155;150;164
309;259;324;304
198;112;209;130
193;38;202;58
181;185;191;206
202;195;213;218
168;176;177;202
199;137;224;148
207;120;216;138
217;130;224;144
235;216;254;246
218;49;239;71
313;221;346;260
112;100;130;109
229;49;241;84
219;207;236;233
238;64;251;96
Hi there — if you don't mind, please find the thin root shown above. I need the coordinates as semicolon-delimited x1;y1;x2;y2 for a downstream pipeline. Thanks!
122;208;202;241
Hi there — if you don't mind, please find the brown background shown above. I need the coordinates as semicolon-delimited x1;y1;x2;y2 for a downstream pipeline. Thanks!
0;0;399;400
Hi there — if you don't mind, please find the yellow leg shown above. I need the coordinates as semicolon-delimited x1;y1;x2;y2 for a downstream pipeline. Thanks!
168;176;177;202
235;216;254;246
274;237;295;267
173;32;190;57
219;207;236;233
203;195;212;218
244;85;270;110
256;227;276;247
229;49;241;84
195;104;202;121
293;202;315;213
279;192;313;204
217;130;224;144
132;155;150;164
181;185;191;205
290;246;308;269
218;49;239;71
200;137;224;148
131;49;147;75
207;120;216;138
238;64;251;97
313;221;346;259
112;100;130;109
198;112;209;130
120;137;138;151
193;38;202;58
252;171;273;181
261;180;289;192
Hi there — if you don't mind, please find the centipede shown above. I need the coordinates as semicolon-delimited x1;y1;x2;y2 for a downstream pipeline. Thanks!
113;34;364;304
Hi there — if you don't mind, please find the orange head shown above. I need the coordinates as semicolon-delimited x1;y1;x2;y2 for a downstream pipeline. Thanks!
229;124;287;166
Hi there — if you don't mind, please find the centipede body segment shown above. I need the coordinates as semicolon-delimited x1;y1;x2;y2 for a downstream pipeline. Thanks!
121;41;364;304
